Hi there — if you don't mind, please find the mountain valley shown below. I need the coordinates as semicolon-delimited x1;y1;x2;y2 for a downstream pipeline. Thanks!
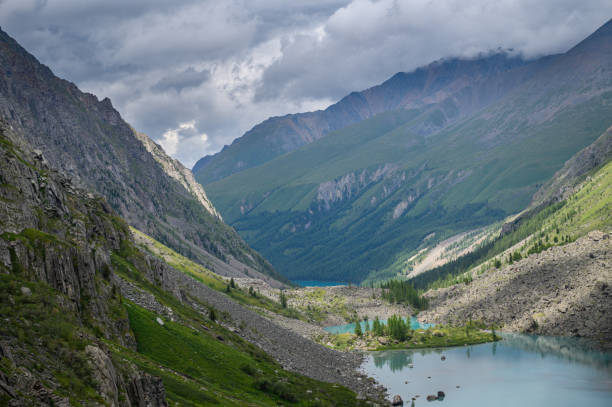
0;12;610;407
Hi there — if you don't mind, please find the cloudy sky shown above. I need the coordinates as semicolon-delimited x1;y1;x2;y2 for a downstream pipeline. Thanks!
1;1;610;167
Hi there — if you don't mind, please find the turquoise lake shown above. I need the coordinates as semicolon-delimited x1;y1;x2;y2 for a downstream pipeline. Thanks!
324;316;433;334
292;280;347;287
361;333;612;406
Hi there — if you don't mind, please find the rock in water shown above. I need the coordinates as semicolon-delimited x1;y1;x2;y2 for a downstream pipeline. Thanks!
392;394;404;405
441;355;446;361
426;395;438;401
437;390;445;399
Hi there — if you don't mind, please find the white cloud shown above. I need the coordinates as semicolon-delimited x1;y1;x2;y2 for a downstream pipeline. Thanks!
0;0;610;166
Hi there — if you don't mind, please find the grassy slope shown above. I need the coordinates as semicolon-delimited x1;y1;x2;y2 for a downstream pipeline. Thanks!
109;247;368;407
130;227;303;319
109;240;370;407
0;273;106;405
206;88;612;282
412;157;612;289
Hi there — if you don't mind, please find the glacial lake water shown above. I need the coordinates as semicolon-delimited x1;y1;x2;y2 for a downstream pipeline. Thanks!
324;316;433;334
292;280;347;287
361;333;612;406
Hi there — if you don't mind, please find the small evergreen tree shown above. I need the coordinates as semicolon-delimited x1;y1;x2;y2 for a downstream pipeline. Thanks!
354;321;363;337
230;278;236;288
372;317;382;336
209;307;217;321
279;290;287;308
225;284;231;293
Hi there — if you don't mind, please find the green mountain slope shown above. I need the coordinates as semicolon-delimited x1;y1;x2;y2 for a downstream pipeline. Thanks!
409;125;612;289
194;53;527;183
0;28;283;285
0;121;373;406
204;20;612;283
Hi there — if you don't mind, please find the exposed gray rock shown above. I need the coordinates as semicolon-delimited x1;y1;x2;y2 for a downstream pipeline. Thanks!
86;345;120;406
0;121;167;406
422;234;612;349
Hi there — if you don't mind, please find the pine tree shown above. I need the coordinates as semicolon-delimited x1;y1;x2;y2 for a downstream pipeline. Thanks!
230;278;236;288
279;290;287;308
354;321;363;337
209;307;217;321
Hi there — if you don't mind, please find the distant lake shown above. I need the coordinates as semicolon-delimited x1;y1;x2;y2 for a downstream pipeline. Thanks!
325;316;433;334
362;333;612;406
293;280;347;287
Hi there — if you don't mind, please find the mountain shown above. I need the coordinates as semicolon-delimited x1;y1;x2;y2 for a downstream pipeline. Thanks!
418;131;612;348
0;120;379;405
0;120;167;405
408;124;612;290
200;19;612;283
0;28;284;286
194;53;527;183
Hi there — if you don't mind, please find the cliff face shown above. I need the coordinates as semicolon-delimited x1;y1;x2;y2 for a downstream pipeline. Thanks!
0;120;167;406
0;28;280;283
133;131;222;220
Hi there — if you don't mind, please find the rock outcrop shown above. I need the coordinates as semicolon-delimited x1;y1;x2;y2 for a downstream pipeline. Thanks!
0;120;168;405
133;131;221;220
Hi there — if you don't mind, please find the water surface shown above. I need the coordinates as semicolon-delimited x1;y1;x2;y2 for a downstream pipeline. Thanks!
362;333;612;406
293;280;347;287
325;316;433;334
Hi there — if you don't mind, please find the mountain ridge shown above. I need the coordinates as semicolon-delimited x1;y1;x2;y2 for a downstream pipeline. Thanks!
202;18;612;282
0;27;285;286
194;53;528;183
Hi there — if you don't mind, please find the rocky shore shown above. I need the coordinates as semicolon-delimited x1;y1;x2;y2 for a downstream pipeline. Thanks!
420;232;612;349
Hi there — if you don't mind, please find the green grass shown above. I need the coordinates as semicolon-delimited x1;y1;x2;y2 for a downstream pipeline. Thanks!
322;323;498;351
0;274;103;405
113;299;369;406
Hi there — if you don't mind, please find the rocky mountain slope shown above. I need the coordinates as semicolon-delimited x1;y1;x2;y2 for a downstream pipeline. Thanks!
0;120;167;405
532;125;612;206
201;19;612;283
420;231;611;348
0;28;282;285
0;120;385;405
133;130;222;220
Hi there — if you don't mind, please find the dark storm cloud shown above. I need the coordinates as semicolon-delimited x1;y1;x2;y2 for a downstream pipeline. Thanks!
1;0;611;167
152;68;211;93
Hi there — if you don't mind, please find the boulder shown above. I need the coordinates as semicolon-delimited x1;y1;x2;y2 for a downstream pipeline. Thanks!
426;394;438;401
437;390;445;399
391;394;404;406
